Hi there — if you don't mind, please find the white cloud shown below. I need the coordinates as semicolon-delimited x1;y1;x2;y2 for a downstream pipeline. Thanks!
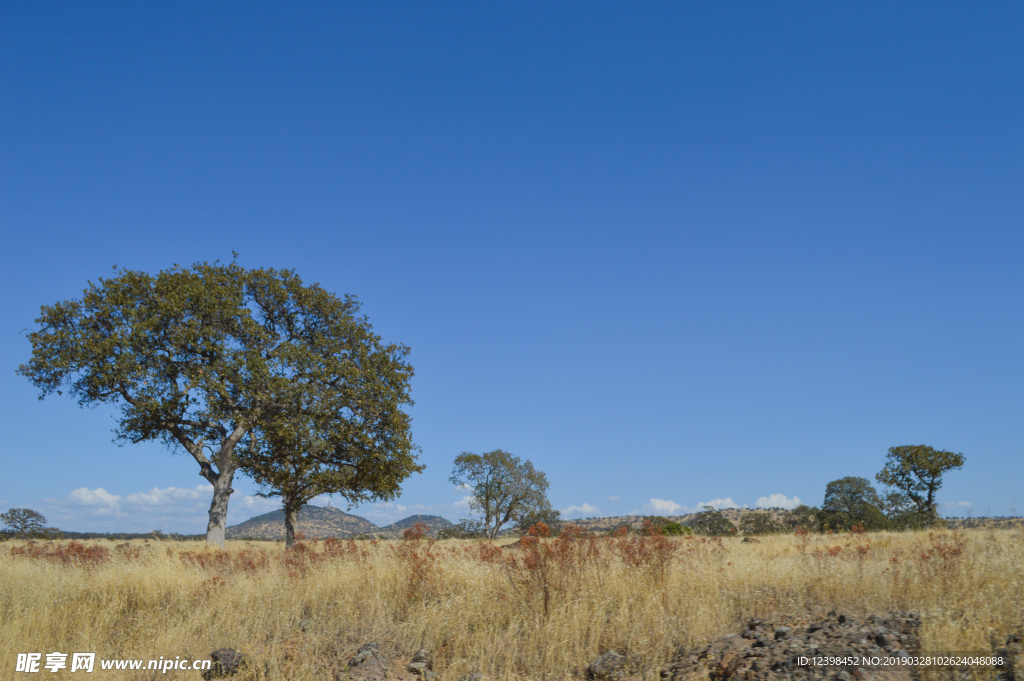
941;501;972;511
44;485;215;533
66;487;123;515
561;503;599;517
645;498;683;514
124;485;208;506
608;496;620;502
696;498;742;510
755;494;801;510
453;495;474;509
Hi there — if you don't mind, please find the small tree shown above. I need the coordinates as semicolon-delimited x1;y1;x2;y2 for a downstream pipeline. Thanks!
238;389;419;548
449;450;552;539
513;504;563;536
739;511;785;535
234;269;419;548
782;504;822;532
1;508;47;538
820;476;888;531
689;506;738;536
876;445;965;524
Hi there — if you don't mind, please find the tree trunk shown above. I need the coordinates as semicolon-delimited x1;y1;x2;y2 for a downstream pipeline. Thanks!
206;465;235;548
188;426;245;548
284;505;298;549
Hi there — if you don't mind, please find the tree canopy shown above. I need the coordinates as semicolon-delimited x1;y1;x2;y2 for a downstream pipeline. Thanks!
820;476;887;531
19;261;418;546
449;450;553;539
689;506;738;536
875;445;965;525
1;508;48;538
738;511;785;535
236;347;420;548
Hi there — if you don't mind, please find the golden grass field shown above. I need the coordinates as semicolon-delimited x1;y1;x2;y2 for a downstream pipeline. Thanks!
2;526;1022;680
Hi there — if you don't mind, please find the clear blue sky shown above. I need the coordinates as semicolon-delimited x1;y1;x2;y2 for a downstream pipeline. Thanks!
2;2;1021;533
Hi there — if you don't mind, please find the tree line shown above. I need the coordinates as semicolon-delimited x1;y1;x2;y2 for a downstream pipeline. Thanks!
15;260;969;547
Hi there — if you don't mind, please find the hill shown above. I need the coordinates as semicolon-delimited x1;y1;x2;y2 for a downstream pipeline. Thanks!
379;514;455;538
225;505;378;540
225;506;457;540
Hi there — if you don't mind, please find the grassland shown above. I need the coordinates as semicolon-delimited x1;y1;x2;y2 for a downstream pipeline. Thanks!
2;526;1022;680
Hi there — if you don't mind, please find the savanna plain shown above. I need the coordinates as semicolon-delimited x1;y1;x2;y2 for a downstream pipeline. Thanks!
2;526;1022;680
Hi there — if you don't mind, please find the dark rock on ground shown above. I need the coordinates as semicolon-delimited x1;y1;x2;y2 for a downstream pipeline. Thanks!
407;648;435;680
995;633;1022;681
588;650;627;680
202;649;245;680
663;611;920;681
339;642;389;681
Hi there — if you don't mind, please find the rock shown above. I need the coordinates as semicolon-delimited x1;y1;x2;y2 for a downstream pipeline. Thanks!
587;650;626;681
409;649;432;669
665;611;922;681
201;649;245;680
996;632;1023;681
742;537;760;543
407;648;435;680
340;642;389;681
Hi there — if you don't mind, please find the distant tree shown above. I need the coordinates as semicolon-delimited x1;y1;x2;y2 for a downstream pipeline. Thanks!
876;445;965;525
662;521;692;536
820;477;888;531
1;508;47;538
881;490;934;531
437;519;487;539
449;450;552;539
739;511;786;535
513;504;563;536
782;504;822;532
689;506;738;536
18;261;415;547
639;516;692;536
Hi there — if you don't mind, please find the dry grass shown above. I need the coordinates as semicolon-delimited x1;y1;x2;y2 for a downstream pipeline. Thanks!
1;526;1022;680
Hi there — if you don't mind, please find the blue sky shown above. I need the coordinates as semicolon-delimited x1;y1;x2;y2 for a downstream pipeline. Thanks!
2;2;1021;533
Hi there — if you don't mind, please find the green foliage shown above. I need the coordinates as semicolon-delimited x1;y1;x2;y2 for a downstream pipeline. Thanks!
820;476;887;531
233;270;420;547
640;516;692;536
449;450;552;539
782;504;822;532
514;505;563;536
18;260;419;546
738;511;785;535
437;520;485;540
1;508;49;538
689;506;738;536
882;490;937;531
876;445;965;524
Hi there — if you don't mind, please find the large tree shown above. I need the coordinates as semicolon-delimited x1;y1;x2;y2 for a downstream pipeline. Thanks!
875;445;965;524
449;450;552;539
820;476;887;531
18;261;416;546
1;508;47;538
